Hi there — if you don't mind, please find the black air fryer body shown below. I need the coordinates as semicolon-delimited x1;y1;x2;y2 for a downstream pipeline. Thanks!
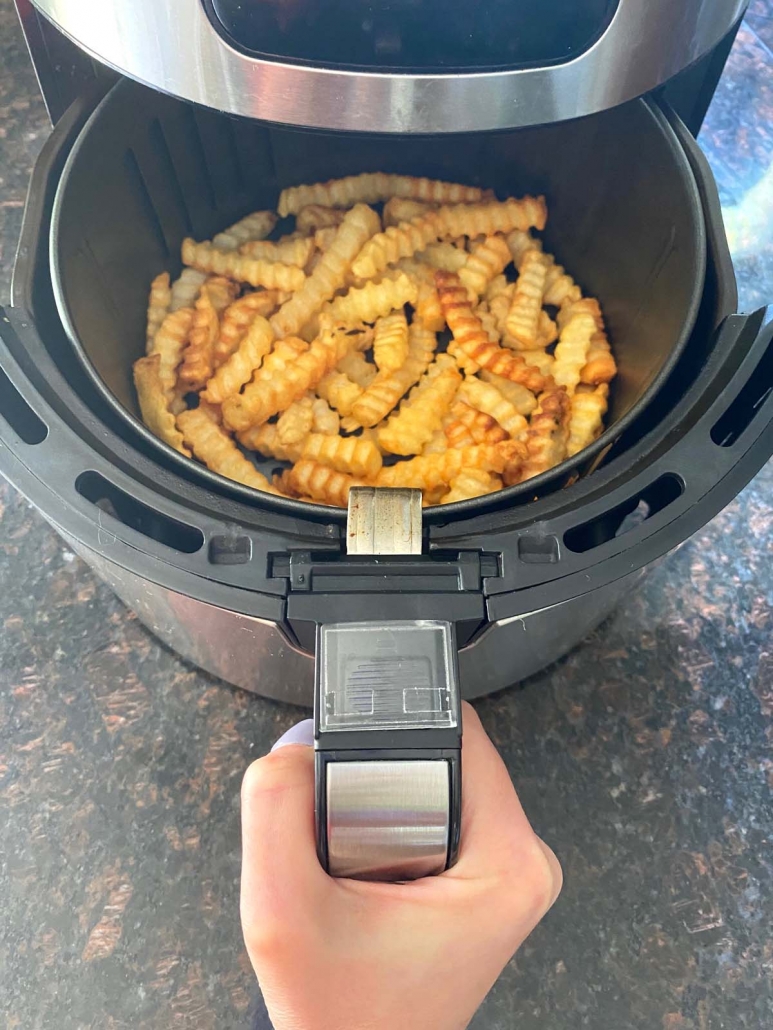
2;0;772;707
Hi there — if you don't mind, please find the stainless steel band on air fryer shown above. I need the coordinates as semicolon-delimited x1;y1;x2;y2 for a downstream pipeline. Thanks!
27;0;746;132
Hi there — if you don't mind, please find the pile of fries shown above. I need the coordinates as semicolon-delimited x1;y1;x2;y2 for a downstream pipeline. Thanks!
134;172;617;507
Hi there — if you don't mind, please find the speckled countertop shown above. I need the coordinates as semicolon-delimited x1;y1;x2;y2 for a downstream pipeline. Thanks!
1;4;772;1029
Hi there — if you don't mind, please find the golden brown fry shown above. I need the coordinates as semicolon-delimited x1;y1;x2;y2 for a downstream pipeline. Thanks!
177;408;276;492
435;271;547;392
278;172;487;217
237;422;300;463
222;323;354;431
377;355;462;456
301;433;382;478
239;236;315;267
384;261;446;332
519;388;571;482
148;307;194;397
479;370;537;416
179;287;220;391
521;349;556;377
351;320;437;428
352;196;546;280
423;429;449;455
212;210;277;252
443;401;509;448
311;397;340;435
182;238;306;291
441;469;501;504
375;441;523;491
296;205;346;234
146;272;172;353
505;249;548;349
203;311;276;403
170;268;208;312
459;235;511;299
212;291;286;367
285;459;365;507
458;376;528;437
372;311;409;373
270;204;381;338
327;272;417;325
383;197;437;227
133;355;191;456
316;370;364;417
554;302;598;392
567;384;610;457
276;396;315;446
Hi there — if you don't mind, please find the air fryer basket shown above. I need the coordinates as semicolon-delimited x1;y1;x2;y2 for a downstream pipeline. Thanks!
49;79;706;509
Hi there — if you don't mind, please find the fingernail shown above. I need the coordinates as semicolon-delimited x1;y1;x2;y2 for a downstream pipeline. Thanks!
271;719;314;751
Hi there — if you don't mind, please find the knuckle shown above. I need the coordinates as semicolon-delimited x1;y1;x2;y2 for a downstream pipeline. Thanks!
497;837;560;926
241;750;308;803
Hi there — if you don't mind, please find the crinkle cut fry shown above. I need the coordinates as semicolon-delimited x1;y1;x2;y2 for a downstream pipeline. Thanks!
148;308;194;396
519;387;571;483
441;469;501;504
179;287;220;391
146;272;172;352
182;238;306;291
459;235;511;299
269;204;381;339
372;311;410;373
213;290;286;367
567;384;609;457
133;354;191;456
239;236;315;267
301;433;383;478
326;273;417;325
278;172;487;217
222;324;356;431
202;315;275;404
375;441;524;491
351;196;546;280
295;205;346;233
276;396;314;445
177;408;276;493
170;268;207;313
505;249;548;349
350;321;437;428
286;460;366;507
212;210;277;252
435;271;548;393
457;376;528;437
383;197;437;227
443;401;508;449
377;356;462;456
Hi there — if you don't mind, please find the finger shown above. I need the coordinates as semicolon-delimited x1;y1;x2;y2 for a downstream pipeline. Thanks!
453;703;560;905
240;741;329;942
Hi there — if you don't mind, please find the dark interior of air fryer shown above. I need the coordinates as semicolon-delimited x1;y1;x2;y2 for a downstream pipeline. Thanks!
50;81;706;511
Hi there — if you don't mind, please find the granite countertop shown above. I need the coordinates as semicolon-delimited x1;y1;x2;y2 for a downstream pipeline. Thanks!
1;3;772;1028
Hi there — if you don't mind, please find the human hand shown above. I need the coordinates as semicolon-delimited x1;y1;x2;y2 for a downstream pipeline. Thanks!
240;702;562;1030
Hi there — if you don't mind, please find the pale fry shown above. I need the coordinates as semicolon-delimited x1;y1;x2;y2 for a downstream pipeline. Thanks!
276;396;315;445
443;401;508;448
441;469;501;504
237;422;300;463
351;320;437;428
170;268;207;312
177;408;276;492
212;210;277;252
377;355;462;456
458;376;528;437
519;388;571;482
295;205;346;233
149;308;195;396
326;273;417;325
505;249;548;349
416;241;468;273
133;355;191;456
383;197;437;227
567;384;609;457
375;441;524;491
204;276;239;314
554;304;597;392
316;371;364;417
278;172;487;217
479;371;537;415
285;460;365;507
301;433;383;478
270;204;381;338
146;272;172;352
213;291;286;367
459;235;511;299
372;311;409;373
182;238;306;291
338;350;377;388
239;236;315;267
352;196;546;280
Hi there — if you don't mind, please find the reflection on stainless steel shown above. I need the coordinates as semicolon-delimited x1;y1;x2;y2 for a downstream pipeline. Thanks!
29;0;745;132
347;487;422;556
326;760;450;880
57;533;645;703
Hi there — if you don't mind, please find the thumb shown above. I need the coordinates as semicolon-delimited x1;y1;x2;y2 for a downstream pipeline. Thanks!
240;722;329;946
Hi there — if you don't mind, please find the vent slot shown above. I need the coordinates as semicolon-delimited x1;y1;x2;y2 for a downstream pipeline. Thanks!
0;368;48;444
209;534;252;565
75;471;204;554
518;535;560;564
563;474;684;554
711;333;773;447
